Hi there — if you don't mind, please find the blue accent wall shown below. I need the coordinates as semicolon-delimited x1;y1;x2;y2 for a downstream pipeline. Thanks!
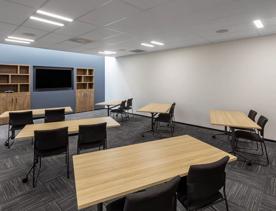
0;44;105;111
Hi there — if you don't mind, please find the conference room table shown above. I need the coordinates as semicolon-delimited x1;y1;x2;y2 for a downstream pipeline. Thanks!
210;110;261;152
96;100;123;116
137;103;171;136
15;116;120;141
73;135;237;210
0;106;73;124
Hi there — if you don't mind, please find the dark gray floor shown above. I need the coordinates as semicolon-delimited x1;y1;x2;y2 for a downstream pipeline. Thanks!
0;110;275;211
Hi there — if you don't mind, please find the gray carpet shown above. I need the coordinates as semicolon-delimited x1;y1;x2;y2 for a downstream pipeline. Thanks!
0;110;275;211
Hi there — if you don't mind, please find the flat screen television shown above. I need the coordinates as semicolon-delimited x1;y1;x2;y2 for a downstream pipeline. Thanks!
34;66;73;91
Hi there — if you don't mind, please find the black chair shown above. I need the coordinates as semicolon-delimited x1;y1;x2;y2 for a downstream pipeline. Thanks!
45;108;65;123
125;98;134;118
110;100;127;121
22;127;69;187
154;102;176;136
177;156;230;211
248;109;258;121
5;111;33;148
77;123;107;154
235;115;269;166
106;176;181;211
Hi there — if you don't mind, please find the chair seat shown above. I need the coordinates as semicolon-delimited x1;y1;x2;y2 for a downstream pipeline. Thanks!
37;147;67;157
155;113;170;122
235;130;261;142
106;198;125;211
11;125;26;131
111;109;124;113
178;191;223;210
79;140;105;150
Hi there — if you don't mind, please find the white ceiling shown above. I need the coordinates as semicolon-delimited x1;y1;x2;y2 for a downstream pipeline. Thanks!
1;0;276;57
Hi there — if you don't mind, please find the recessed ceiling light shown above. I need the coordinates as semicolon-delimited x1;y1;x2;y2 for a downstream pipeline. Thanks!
150;41;164;46
36;10;73;22
141;43;154;47
30;16;64;26
98;51;117;55
8;36;34;42
5;38;31;44
253;19;264;29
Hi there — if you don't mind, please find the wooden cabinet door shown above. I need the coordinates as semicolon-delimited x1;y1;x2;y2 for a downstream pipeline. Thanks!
76;90;93;113
0;92;30;124
12;92;31;110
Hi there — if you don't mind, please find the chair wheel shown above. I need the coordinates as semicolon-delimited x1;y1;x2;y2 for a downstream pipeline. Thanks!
4;141;9;146
22;177;28;183
246;161;252;166
142;134;145;137
212;135;216;139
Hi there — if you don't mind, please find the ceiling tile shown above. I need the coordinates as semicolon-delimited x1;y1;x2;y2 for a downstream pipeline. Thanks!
0;1;34;25
40;0;110;19
122;0;170;10
55;21;97;37
0;22;17;39
78;0;141;26
11;26;48;39
82;28;121;41
6;0;47;9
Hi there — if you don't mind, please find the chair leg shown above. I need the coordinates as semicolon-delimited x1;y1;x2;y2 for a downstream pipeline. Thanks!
262;141;269;166
223;186;229;211
66;148;70;179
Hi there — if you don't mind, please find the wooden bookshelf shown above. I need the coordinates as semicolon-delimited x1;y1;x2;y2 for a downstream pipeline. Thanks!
0;64;31;124
76;68;94;90
0;64;30;92
75;68;94;112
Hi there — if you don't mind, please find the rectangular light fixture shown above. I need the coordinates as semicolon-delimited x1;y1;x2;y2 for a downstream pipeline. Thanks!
98;51;117;55
151;41;164;46
5;38;31;44
141;43;154;47
8;36;34;42
30;16;64;26
253;19;264;29
37;10;73;22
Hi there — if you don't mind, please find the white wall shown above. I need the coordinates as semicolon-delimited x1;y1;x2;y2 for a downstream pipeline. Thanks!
105;35;276;140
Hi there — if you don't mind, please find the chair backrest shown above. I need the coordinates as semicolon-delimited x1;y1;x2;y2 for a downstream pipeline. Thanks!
248;110;257;121
45;108;65;123
34;127;68;151
186;156;229;206
126;98;133;108
169;103;176;118
123;176;180;211
78;123;107;145
257;115;268;137
9;111;33;127
119;100;127;109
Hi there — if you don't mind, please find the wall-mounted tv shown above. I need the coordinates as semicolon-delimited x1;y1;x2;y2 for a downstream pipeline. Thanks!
34;66;73;91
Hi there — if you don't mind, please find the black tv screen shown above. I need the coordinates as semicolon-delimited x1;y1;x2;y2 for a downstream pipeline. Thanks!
35;67;73;91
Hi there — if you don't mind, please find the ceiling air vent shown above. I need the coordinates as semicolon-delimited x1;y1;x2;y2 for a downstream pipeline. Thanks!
68;38;93;44
129;49;146;53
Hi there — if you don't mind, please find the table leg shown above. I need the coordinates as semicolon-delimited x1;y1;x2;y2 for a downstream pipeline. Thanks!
97;203;103;211
107;105;110;116
142;113;156;137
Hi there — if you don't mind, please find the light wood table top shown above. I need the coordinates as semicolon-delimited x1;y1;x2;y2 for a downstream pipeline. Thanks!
210;110;261;129
0;106;73;119
73;135;236;209
15;117;120;141
96;100;123;107
137;103;171;114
